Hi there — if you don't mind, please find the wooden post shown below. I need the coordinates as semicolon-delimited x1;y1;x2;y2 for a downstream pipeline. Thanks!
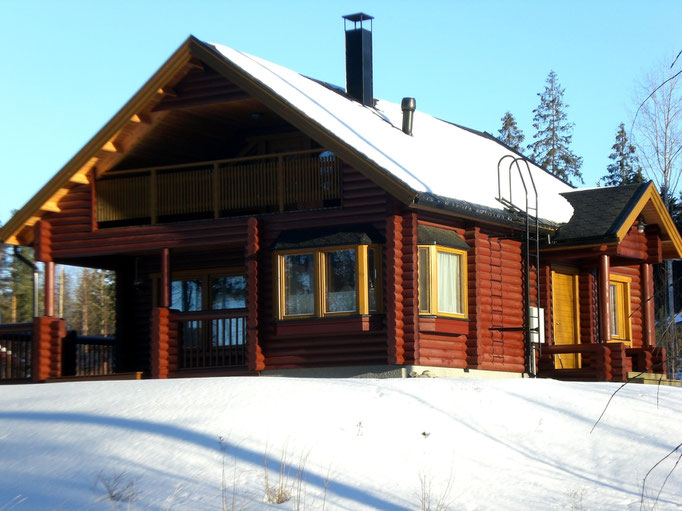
161;248;170;308
213;162;220;219
45;261;55;317
402;213;419;364
246;217;265;371
599;254;611;342
386;214;405;364
59;266;65;318
151;169;158;224
277;156;284;212
151;307;170;379
641;263;655;346
90;169;98;231
32;317;65;382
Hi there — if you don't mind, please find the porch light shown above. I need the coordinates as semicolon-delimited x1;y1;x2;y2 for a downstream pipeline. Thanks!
637;219;646;233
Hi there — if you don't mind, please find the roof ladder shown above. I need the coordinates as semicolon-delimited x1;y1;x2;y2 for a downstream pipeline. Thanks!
496;156;541;377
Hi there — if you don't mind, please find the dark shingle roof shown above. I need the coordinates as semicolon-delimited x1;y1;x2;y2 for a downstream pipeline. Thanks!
414;192;560;230
552;182;650;244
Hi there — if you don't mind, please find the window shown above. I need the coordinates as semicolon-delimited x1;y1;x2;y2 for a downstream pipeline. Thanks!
276;245;382;319
282;254;315;316
609;274;632;343
165;270;246;312
418;245;467;318
171;279;202;312
163;270;247;352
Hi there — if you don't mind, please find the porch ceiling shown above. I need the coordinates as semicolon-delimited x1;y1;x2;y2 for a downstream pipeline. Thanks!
109;98;292;171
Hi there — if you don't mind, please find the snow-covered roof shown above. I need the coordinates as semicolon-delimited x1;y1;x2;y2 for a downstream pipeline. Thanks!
209;42;576;224
0;36;577;246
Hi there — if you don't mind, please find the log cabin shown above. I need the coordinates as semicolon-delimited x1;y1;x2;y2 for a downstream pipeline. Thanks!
1;14;681;383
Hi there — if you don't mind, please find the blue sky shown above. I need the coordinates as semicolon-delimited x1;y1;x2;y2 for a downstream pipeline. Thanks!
1;0;680;225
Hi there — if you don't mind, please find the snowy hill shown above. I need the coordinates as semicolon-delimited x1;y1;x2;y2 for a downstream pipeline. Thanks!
0;377;680;510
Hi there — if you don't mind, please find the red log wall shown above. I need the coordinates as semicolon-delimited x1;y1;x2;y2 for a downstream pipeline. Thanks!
150;307;170;379
32;317;65;382
463;230;525;372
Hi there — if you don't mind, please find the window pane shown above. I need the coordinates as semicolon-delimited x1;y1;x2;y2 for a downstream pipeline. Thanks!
325;249;357;313
211;275;246;310
368;248;378;312
610;283;619;337
418;248;430;313
171;280;202;312
284;254;315;316
437;251;462;314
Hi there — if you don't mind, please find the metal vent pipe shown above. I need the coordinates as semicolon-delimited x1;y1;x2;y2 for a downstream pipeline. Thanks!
401;97;416;135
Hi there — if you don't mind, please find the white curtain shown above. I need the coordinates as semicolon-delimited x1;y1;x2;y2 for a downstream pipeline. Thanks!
437;251;461;314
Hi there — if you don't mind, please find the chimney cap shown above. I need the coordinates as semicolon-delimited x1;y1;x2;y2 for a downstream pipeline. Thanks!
401;97;416;112
342;12;374;23
343;12;374;30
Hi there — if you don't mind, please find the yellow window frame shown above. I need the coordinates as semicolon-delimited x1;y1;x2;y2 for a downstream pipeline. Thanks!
609;274;632;344
275;244;383;320
418;245;468;319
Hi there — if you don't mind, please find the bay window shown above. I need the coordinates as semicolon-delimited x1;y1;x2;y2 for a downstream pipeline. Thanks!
418;245;467;317
416;225;469;319
276;244;382;319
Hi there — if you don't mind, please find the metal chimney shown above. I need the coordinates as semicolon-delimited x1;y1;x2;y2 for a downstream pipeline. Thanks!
401;97;416;135
343;13;374;106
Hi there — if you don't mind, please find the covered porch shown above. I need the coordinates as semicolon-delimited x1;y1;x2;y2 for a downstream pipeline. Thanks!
534;182;682;383
0;215;263;383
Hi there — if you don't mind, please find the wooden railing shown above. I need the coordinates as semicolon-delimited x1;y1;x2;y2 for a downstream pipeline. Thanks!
539;344;611;381
539;342;668;382
171;310;247;370
62;331;117;377
0;323;33;381
96;150;342;226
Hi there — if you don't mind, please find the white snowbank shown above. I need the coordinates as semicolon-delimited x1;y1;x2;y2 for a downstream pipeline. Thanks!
0;377;680;510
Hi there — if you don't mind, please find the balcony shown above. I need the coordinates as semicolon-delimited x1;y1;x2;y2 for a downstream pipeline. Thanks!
96;150;342;227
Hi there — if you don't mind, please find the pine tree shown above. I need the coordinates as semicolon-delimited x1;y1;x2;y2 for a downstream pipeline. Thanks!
71;268;115;335
600;123;644;186
7;247;36;323
497;112;525;151
528;71;584;185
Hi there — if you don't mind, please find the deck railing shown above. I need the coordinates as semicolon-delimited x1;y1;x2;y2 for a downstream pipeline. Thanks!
0;323;33;381
539;344;611;381
96;150;342;226
62;331;117;377
539;342;669;382
171;310;247;370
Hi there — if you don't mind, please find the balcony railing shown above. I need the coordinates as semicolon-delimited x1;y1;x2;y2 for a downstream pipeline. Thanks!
171;310;247;370
96;150;342;226
539;342;668;382
62;331;117;377
0;323;33;381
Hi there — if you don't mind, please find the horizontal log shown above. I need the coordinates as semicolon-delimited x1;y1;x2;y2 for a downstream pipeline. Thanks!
474;361;525;372
418;347;467;359
419;357;467;368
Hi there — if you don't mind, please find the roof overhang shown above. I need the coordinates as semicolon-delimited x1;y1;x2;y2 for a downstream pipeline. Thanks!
614;182;682;258
0;39;194;246
0;36;416;247
549;182;682;259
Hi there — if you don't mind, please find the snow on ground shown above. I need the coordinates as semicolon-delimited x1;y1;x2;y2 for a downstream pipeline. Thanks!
0;377;680;510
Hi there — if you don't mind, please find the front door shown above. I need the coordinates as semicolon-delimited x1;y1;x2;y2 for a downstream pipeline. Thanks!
552;270;580;369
